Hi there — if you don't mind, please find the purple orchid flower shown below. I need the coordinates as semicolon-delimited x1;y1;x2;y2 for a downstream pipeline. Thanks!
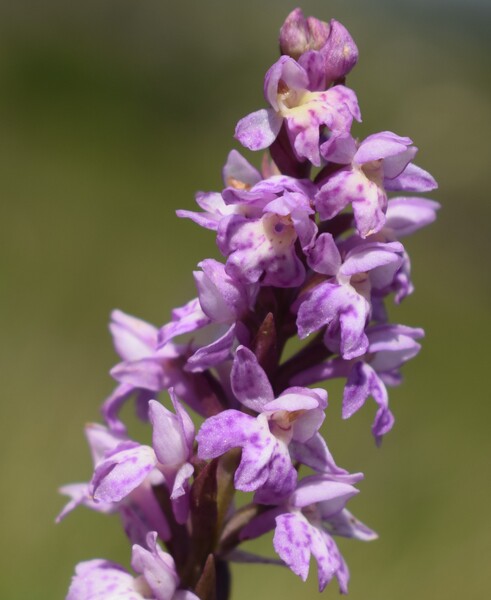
317;131;437;237
292;324;424;443
241;475;376;593
158;259;258;373
217;190;317;288
91;392;195;525
102;310;205;432
367;196;441;302
176;150;264;231
197;346;328;501
57;423;171;545
177;152;318;290
66;532;199;600
295;234;404;359
235;55;360;166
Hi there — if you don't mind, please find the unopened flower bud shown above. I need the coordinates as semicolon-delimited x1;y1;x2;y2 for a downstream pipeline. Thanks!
321;19;359;83
279;8;329;60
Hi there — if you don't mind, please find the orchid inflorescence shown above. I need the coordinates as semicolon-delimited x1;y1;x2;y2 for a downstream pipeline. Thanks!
59;8;439;599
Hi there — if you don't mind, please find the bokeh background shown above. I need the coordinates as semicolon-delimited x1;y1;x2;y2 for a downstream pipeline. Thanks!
1;0;490;598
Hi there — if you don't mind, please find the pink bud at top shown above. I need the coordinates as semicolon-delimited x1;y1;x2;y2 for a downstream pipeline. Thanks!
279;8;330;60
320;19;359;83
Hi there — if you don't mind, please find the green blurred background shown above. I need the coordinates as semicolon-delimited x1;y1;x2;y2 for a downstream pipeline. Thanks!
1;0;490;598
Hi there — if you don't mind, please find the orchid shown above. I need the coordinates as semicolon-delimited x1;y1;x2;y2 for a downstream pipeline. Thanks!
59;8;438;599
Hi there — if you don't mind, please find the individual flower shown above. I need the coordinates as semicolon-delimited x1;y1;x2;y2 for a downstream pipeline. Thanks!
241;475;376;593
369;196;441;302
158;259;258;374
176;150;263;231
217;189;317;288
103;310;204;431
197;346;328;501
66;532;199;600
91;393;195;524
295;234;404;359
235;55;360;166
293;324;424;443
57;423;170;545
316;131;438;237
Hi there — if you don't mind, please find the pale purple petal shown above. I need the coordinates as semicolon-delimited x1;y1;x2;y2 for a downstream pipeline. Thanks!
354;131;413;165
110;310;158;361
110;359;168;393
325;289;370;360
254;440;297;502
231;345;274;411
264;56;309;109
199;411;281;493
176;208;221;231
320;132;357;164
170;462;194;500
196;410;272;487
325;85;361;124
340;241;403;277
333;547;350;595
263;390;319;413
177;192;235;231
131;532;178;600
385;197;440;237
57;483;114;522
85;422;128;465
309;527;340;592
291;477;358;511
343;362;394;442
92;444;157;503
159;298;210;347
273;513;311;582
149;400;190;467
342;361;374;419
385;162;438;192
325;509;378;541
194;259;253;322
263;191;313;217
222;149;261;188
307;233;342;275
235;108;283;151
290;120;323;166
66;559;141;600
367;324;423;372
289;432;348;476
296;281;340;339
185;324;236;373
169;389;196;451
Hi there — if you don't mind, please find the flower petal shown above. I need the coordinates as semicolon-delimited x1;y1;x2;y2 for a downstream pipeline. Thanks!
235;108;283;151
91;444;157;503
231;346;274;412
273;513;312;582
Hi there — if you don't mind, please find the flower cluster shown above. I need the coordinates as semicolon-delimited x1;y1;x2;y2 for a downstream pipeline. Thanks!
59;8;439;599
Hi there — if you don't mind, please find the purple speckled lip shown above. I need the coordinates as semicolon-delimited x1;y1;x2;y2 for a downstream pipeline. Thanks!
59;7;439;599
